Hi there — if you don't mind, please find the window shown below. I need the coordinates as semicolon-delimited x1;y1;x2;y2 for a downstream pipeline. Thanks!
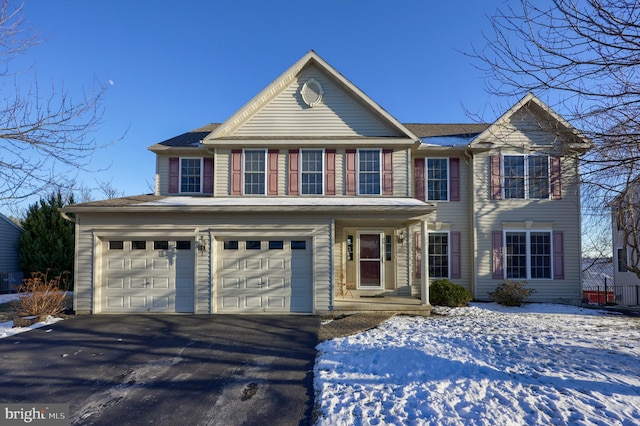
504;155;549;199
109;241;124;250
269;241;284;250
132;241;146;250
505;231;551;279
427;159;448;201
358;149;381;195
246;240;261;250
180;158;202;193
617;248;628;273
385;235;392;261
176;241;191;250
347;235;354;261
223;241;238;250
244;150;266;195
428;233;449;278
291;241;307;250
301;149;323;195
154;241;169;250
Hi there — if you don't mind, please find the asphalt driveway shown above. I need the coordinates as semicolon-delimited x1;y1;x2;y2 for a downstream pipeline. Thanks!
0;315;320;426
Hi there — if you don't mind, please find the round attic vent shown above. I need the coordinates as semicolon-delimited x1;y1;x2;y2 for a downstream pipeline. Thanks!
301;78;323;107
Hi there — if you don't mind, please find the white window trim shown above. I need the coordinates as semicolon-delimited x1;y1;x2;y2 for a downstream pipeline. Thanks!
426;158;450;202
503;229;553;280
299;148;325;195
616;246;629;273
242;149;267;196
428;230;451;279
502;154;550;200
356;148;382;196
179;157;203;194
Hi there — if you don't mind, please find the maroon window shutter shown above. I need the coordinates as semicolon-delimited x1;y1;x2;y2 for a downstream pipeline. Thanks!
288;150;299;195
382;149;394;195
492;231;504;279
345;150;357;195
268;150;279;195
414;158;425;200
231;150;242;195
551;156;562;200
451;231;461;279
325;149;336;195
449;158;460;202
203;158;213;194
169;157;179;194
553;231;564;279
415;231;422;279
490;155;502;200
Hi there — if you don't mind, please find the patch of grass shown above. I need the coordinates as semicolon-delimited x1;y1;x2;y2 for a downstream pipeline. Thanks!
0;301;15;322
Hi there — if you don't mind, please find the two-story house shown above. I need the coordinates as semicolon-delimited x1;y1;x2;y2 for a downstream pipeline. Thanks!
64;51;591;315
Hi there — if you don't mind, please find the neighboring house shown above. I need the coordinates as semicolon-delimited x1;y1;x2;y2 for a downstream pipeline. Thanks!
611;194;640;306
0;213;23;292
63;51;591;315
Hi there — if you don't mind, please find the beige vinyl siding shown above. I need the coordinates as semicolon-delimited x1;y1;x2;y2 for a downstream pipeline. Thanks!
233;65;401;138
74;220;95;313
215;149;230;196
157;156;169;195
335;149;344;196
393;149;409;196
195;232;211;313
472;138;583;304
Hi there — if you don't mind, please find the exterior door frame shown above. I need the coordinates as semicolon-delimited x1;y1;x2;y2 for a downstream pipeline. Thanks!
356;230;384;290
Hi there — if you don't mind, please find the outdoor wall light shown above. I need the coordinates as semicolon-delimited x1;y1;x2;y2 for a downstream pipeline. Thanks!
396;230;406;245
197;235;208;253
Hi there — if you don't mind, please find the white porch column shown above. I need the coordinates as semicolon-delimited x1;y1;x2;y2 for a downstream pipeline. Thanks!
420;219;430;306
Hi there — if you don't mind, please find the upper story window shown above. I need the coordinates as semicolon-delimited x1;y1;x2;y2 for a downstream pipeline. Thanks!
358;149;381;195
504;155;549;199
301;149;324;195
244;149;266;195
180;158;202;193
427;158;449;201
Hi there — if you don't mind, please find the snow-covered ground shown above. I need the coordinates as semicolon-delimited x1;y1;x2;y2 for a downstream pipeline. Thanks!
314;303;640;425
0;293;63;338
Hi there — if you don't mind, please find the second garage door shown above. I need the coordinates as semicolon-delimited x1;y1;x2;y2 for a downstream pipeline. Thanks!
217;239;313;313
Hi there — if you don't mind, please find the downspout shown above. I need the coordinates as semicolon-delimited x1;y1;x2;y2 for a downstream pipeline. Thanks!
464;147;476;300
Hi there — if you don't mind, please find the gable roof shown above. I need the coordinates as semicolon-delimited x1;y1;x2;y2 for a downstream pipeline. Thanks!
470;93;592;150
202;50;421;143
0;212;23;233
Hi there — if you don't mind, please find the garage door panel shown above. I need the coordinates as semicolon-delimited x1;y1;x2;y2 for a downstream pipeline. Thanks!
223;259;240;270
267;297;285;308
153;258;170;270
152;296;171;309
222;297;240;308
108;259;125;270
106;296;124;308
245;296;262;308
130;296;147;308
245;259;262;269
130;258;147;270
106;278;124;289
152;277;169;289
267;258;286;270
222;277;240;289
130;277;147;288
266;277;285;289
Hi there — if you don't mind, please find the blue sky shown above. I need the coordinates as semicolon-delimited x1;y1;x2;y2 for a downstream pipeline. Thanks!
9;0;511;209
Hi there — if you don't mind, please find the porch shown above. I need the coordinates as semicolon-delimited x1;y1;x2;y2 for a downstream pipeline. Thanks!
332;287;432;314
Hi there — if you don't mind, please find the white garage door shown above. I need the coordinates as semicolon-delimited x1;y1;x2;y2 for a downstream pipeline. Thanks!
217;239;313;313
102;239;195;313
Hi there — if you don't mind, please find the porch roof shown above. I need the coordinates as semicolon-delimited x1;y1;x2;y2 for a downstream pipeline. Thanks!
64;195;435;217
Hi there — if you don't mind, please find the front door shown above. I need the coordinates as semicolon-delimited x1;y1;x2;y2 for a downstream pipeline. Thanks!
358;232;384;289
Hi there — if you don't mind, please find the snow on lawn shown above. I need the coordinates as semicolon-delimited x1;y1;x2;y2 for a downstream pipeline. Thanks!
0;293;64;338
314;303;640;425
